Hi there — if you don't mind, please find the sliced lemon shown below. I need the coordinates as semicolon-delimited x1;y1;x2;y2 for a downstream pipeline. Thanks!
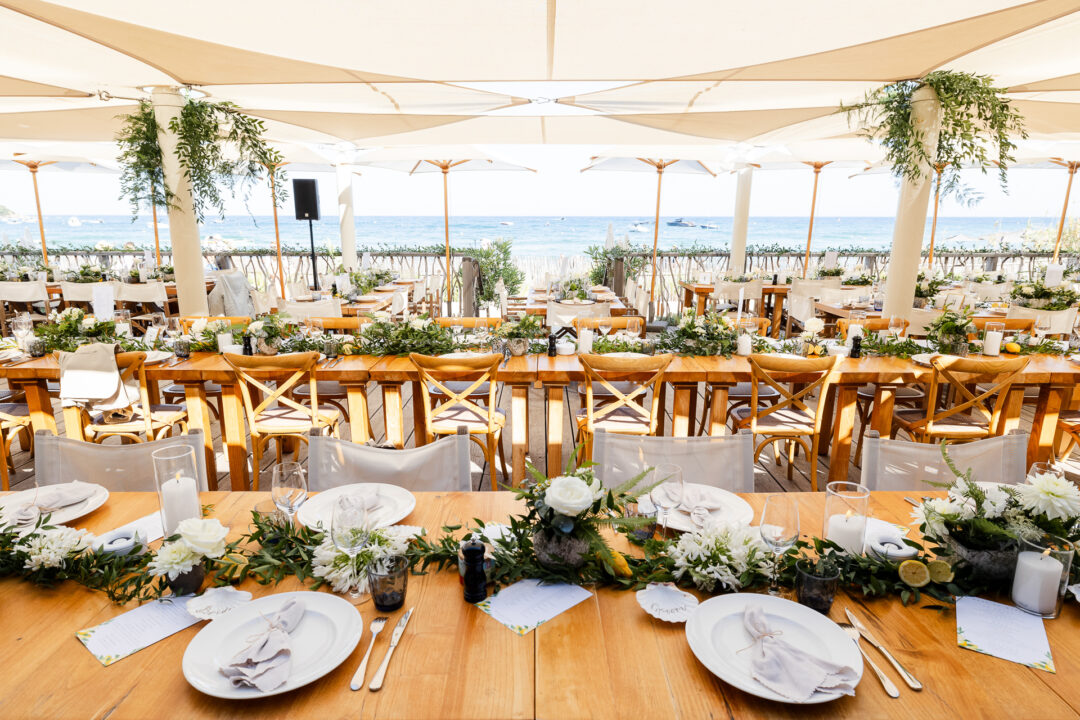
898;559;931;588
927;559;955;584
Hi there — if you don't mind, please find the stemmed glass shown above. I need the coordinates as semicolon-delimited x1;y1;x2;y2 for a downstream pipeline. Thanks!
166;316;183;340
11;314;33;350
330;495;371;600
759;494;800;596
888;315;905;340
150;312;167;341
307;318;324;338
598;318;613;338
648;463;683;536
1035;314;1052;339
271;461;308;528
626;317;642;337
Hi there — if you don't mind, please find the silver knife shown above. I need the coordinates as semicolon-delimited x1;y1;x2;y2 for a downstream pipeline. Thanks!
845;609;922;690
368;608;413;691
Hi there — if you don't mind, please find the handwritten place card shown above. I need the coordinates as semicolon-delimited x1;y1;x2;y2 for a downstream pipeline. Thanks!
76;598;201;666
956;596;1055;673
475;579;592;635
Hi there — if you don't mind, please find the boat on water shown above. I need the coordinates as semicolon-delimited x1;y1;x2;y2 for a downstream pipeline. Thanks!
630;222;650;232
66;216;82;227
701;223;720;230
667;218;696;227
84;219;104;224
499;221;513;226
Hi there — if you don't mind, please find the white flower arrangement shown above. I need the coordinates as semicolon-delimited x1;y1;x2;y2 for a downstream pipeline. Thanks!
544;474;605;517
148;518;228;581
22;526;92;571
246;320;266;338
669;520;773;593
803;318;825;335
1017;470;1080;522
311;525;414;595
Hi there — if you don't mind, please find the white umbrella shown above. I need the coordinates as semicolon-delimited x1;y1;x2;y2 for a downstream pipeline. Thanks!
354;146;534;312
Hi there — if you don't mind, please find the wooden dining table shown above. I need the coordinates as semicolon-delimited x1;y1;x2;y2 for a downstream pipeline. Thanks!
678;281;790;337
1;489;1077;720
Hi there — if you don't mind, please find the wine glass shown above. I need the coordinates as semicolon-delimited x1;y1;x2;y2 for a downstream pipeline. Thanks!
648;463;683;536
1035;314;1052;339
330;495;371;600
271;461;307;527
166;316;184;340
626;317;642;337
307;318;324;337
598;318;613;338
450;318;464;342
888;315;905;340
11;314;33;350
759;494;800;596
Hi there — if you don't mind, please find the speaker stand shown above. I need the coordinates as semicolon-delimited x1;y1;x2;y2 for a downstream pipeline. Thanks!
307;218;319;290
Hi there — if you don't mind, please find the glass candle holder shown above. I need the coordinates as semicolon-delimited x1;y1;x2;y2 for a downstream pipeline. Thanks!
1012;534;1073;619
823;481;870;555
152;445;201;536
26;336;45;358
173;337;191;359
368;555;408;612
983;321;1005;357
625;500;658;542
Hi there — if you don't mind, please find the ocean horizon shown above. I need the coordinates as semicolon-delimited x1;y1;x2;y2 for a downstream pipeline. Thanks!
0;214;1060;257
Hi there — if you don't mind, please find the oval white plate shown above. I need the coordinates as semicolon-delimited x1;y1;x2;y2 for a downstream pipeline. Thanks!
297;483;417;531
0;482;109;528
685;593;862;704
639;483;754;533
182;591;362;699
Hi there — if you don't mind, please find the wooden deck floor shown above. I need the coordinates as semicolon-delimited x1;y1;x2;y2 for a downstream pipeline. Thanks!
7;380;1074;493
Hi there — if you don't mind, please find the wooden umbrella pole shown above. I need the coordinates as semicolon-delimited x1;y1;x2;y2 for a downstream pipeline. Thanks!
926;164;945;270
443;166;452;315
1053;162;1078;264
28;164;47;266
150;179;162;266
802;162;826;279
647;165;665;318
270;173;286;298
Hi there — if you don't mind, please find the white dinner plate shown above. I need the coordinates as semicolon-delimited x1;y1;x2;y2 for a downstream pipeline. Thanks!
182;591;362;699
685;593;862;704
639;483;754;533
144;350;173;364
910;352;939;367
0;482;109;528
297;483;417;531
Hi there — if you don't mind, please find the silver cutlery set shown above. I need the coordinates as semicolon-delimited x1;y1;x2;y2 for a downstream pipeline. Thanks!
842;608;921;697
350;608;412;692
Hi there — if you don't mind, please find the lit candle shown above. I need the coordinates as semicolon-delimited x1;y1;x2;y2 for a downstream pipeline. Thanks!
160;471;201;536
1012;548;1064;616
578;327;593;354
825;510;866;555
216;332;234;352
983;330;1003;356
737;333;752;356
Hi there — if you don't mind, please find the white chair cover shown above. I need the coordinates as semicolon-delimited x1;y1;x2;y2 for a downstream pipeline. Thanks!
860;432;1028;491
973;282;1012;301
61;280;117;305
250;289;278;315
790;277;841;298
712;279;764;309
818;287;864;306
286;281;310;301
282;298;342;320
117;280;168;307
0;280;48;304
307;431;471;492
1006;305;1078;336
34;429;209;491
906;308;941;337
593;429;755;493
786;292;817;325
390;290;407;317
545;300;611;331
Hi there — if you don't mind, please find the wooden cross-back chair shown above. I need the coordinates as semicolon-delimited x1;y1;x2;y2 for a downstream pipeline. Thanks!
697;317;781;434
892;355;1029;444
576;352;673;461
434;317;503;330
410;352;508;489
292;316;373;425
75;351;188;445
967;317;1035;338
572;316;646;338
222;351;340;490
163;316;252;419
0;401;32;491
178;316;251;333
731;354;839;491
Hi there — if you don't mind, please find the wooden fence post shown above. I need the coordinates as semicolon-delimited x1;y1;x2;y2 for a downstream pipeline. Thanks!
613;257;625;296
461;256;479;316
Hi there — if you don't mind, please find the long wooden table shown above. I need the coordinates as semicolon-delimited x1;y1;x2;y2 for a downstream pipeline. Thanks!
678;281;789;337
2;490;1078;719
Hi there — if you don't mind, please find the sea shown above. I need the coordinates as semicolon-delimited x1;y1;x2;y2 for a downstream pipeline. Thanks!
0;214;1060;257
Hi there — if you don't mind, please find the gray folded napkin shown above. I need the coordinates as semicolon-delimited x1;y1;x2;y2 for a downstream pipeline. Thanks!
34;482;97;510
219;598;306;692
743;604;858;702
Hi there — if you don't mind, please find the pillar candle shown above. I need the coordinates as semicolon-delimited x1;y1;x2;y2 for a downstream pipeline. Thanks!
736;333;752;356
216;332;234;352
825;512;866;555
1012;550;1064;616
159;472;200;536
578;327;593;354
983;330;1003;356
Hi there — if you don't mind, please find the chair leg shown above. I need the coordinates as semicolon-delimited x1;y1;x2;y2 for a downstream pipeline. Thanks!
1057;431;1079;462
809;435;821;491
853;398;872;468
251;438;265;491
495;428;510;488
786;440;795;482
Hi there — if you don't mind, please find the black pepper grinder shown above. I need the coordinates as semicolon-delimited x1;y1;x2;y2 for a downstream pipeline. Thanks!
462;541;487;603
242;334;253;356
772;273;779;285
547;333;557;357
850;334;862;359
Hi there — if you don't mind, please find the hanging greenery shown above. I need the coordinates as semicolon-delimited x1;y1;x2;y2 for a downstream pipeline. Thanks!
842;71;1026;200
115;98;287;223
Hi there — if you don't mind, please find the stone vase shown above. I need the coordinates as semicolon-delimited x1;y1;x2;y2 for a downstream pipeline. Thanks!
168;565;206;596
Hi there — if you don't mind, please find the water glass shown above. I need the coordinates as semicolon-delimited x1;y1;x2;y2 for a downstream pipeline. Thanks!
271;462;307;526
648;463;683;535
759;494;800;596
626;317;642;337
307;318;324;337
151;312;167;332
166;317;184;339
330;495;370;600
625;500;658;542
823;482;870;556
888;315;906;339
598;318;613;337
11;314;33;350
174;336;191;359
369;555;408;611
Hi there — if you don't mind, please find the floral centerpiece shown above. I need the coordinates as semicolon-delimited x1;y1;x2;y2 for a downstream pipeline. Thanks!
33;308;117;352
1010;280;1080;311
497;314;546;355
311;525;414;595
668;520;774;593
561;277;591;301
353;313;457;356
349;268;395;296
913;272;948;306
799;317;827;357
592;333;644;354
64;264;112;283
244;313;292;355
655;310;737;356
189;318;241;352
816;267;845;278
925;307;975;356
149;518;229;594
844;274;875;286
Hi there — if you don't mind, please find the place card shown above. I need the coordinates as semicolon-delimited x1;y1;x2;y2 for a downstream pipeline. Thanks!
956;596;1055;673
143;326;160;345
824;250;839;269
475;579;592;635
76;598;201;666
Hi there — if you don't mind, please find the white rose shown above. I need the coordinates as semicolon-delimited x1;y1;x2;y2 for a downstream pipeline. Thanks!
409;318;429;331
544;475;596;517
191;318;207;336
372;311;390;321
176;517;228;558
804;318;825;334
80;318;95;330
247;320;265;336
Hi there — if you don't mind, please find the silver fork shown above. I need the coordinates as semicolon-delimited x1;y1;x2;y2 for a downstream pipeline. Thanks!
839;622;899;698
350;616;388;691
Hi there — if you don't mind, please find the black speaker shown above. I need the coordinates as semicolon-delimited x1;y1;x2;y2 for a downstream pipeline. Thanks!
292;178;320;220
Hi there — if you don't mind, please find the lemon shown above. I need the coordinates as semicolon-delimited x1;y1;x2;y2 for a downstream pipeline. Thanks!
1004;341;1022;354
898;559;931;588
341;343;357;355
603;551;633;578
927;559;955;584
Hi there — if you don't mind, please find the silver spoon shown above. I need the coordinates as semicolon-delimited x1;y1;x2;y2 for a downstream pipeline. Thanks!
350;616;388;691
839;622;899;698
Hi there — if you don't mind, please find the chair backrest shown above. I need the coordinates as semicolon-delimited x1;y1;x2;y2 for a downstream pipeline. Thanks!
222;352;331;435
179;315;251;333
1006;305;1078;337
916;355;1029;435
282;298;342;320
790;277;841;298
861;430;1029;491
786;292;817;324
0;280;48;303
390;290;407;316
307;429;471;492
286;281;310;301
34;429;209;491
747;354;839;435
308;316;370;332
546;300;611;330
969;317;1034;337
973;282;1012;301
579;353;673;435
712;279;763;303
906;308;941;337
409;353;502;434
837;317;907;338
117;280;168;305
572;316;644;334
61;280;116;304
60;350;153;435
250;288;278;315
434;317;503;330
818;287;864;306
593;429;755;493
217;271;256;317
